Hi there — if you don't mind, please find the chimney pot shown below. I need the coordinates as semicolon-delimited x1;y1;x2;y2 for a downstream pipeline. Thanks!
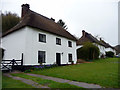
82;30;85;37
21;4;30;18
51;17;55;21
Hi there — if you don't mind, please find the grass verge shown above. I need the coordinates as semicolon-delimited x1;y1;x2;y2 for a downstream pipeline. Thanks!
2;75;34;88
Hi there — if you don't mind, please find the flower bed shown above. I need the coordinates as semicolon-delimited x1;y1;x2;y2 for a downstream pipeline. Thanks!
24;64;58;73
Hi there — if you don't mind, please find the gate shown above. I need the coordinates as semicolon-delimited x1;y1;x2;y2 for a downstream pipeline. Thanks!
1;53;23;71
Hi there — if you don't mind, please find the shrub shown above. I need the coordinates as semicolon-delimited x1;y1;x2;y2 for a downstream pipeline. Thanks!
105;51;114;57
77;42;100;61
24;69;31;73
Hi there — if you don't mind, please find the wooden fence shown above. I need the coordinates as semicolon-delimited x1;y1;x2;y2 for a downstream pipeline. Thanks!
1;53;23;71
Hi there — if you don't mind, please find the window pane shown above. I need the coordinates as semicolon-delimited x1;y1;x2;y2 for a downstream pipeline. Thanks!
43;52;45;63
56;39;58;44
43;35;46;42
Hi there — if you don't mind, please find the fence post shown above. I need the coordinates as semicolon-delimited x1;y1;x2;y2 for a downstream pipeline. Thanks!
21;53;23;66
12;59;15;70
12;59;15;66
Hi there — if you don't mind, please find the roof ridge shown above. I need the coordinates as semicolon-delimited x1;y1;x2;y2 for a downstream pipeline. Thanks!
30;10;51;21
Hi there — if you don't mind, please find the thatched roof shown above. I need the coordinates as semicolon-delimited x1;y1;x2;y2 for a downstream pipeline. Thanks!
114;45;120;54
77;30;114;49
3;4;77;41
100;39;114;49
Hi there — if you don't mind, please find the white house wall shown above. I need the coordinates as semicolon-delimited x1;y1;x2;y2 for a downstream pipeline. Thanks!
2;27;26;60
23;26;77;65
76;45;82;50
94;44;106;55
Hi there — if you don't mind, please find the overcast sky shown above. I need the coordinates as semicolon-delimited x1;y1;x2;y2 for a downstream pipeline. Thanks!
1;0;119;46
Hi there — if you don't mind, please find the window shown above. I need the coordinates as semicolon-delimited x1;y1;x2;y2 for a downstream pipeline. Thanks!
39;34;46;43
38;51;46;63
56;38;61;45
68;54;72;62
68;41;72;47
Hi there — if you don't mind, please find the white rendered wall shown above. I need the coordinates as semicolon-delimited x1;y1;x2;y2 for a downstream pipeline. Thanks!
1;27;26;61
76;45;82;50
23;26;77;65
94;44;106;55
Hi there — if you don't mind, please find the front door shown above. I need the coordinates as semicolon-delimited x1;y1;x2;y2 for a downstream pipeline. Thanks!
56;53;61;66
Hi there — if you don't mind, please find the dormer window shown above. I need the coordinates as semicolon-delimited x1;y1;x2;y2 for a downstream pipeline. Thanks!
68;41;72;47
39;33;46;43
56;38;61;45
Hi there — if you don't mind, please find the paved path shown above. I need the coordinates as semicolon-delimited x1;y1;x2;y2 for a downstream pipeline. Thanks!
4;73;49;88
26;73;103;88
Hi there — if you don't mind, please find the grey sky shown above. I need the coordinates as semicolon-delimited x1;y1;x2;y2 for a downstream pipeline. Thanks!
1;0;119;46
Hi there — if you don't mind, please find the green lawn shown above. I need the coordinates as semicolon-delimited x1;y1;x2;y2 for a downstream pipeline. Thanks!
29;58;119;88
2;75;34;88
11;73;82;88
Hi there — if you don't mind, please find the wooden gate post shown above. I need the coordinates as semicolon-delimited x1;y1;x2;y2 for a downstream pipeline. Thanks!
12;59;15;66
21;53;23;66
12;59;15;70
20;53;24;71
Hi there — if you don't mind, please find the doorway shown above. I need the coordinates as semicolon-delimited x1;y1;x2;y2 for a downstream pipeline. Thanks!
56;53;61;66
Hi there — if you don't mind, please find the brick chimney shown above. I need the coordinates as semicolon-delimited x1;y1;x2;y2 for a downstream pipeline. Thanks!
21;4;30;18
82;30;86;37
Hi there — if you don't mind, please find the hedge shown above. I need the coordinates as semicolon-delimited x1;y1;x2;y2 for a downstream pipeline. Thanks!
77;42;100;61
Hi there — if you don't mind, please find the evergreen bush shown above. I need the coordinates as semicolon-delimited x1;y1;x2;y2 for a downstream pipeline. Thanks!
105;51;114;57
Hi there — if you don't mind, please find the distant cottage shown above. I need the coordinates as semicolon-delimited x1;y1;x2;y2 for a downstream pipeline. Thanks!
2;4;77;66
77;30;116;57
